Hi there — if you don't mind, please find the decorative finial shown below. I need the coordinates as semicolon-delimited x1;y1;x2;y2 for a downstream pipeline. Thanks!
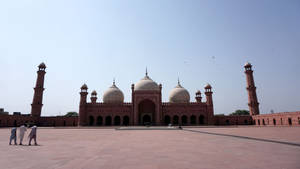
113;78;115;85
146;67;148;76
178;77;180;85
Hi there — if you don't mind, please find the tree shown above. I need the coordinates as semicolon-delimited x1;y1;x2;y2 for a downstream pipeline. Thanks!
229;110;249;116
65;112;78;117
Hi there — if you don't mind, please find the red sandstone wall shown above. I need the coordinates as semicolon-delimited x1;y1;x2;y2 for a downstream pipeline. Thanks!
0;114;78;127
214;115;253;125
2;112;300;127
0;114;34;127
84;103;132;126
162;102;211;125
252;112;300;126
39;116;78;126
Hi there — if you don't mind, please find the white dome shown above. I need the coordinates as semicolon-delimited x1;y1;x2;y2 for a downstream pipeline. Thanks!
134;75;159;91
103;82;124;103
169;82;190;103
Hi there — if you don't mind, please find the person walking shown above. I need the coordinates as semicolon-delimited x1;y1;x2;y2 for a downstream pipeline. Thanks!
9;127;17;145
28;125;37;146
19;124;27;145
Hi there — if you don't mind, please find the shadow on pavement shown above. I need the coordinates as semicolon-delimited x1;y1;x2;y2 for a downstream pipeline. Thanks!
183;128;300;147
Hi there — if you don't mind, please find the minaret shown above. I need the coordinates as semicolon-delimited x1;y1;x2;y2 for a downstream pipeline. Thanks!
244;62;259;115
30;62;46;118
205;84;214;124
79;84;88;126
205;84;213;106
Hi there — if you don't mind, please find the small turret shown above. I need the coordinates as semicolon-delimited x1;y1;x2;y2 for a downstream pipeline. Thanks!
244;62;252;71
91;90;97;103
195;90;202;103
38;62;46;70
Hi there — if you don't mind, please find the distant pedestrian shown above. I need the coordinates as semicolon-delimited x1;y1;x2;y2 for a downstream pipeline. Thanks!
28;125;37;146
9;127;17;145
19;124;27;145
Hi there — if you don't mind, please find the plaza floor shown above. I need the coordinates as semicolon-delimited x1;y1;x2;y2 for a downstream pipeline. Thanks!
0;126;300;169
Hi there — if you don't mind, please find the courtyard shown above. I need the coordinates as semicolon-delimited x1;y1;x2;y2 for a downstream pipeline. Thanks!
0;126;300;169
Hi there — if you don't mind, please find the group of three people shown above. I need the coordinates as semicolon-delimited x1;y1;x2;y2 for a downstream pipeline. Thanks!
9;125;38;146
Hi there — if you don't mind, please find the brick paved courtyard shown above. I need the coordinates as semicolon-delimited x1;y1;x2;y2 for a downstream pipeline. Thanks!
0;126;300;169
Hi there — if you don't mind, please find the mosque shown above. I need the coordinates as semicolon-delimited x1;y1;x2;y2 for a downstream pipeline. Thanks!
0;62;299;127
79;70;214;126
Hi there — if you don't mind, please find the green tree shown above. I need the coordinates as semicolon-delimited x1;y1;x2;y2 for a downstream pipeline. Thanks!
229;110;249;116
65;112;78;117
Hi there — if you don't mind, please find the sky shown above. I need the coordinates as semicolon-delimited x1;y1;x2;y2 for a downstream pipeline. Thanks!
0;0;299;116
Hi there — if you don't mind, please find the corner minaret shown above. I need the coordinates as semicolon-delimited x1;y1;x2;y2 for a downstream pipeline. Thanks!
205;84;214;124
31;62;46;117
244;62;259;115
79;84;88;126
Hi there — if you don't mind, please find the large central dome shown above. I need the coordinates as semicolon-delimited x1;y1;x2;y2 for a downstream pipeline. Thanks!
134;72;159;91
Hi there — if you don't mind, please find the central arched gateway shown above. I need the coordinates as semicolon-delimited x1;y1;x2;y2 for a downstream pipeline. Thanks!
138;99;155;125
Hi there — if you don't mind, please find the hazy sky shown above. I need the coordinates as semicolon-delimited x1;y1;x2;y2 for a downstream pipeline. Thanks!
0;0;299;116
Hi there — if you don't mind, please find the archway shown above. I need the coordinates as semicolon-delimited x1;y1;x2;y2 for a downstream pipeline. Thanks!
225;119;230;125
288;118;292;125
114;116;121;125
138;99;155;125
123;116;129;126
97;116;103;126
199;115;205;125
173;115;179;125
273;119;276;125
190;115;196;125
105;116;112;126
181;115;187;125
164;115;171;125
142;115;151;125
89;116;94;126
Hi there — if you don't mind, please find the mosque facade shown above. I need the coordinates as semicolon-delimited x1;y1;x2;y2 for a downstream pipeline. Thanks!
79;71;214;126
0;63;299;127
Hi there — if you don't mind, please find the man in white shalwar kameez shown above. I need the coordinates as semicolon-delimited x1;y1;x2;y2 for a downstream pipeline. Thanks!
19;125;27;145
28;125;37;146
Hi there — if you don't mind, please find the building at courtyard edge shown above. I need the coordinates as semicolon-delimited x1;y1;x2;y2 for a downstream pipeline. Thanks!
0;62;299;127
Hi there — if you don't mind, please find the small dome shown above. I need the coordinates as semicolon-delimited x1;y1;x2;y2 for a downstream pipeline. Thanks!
91;90;97;96
38;62;46;68
205;84;212;89
134;74;159;91
81;84;88;89
103;82;124;103
196;90;201;95
244;62;252;68
169;81;190;103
